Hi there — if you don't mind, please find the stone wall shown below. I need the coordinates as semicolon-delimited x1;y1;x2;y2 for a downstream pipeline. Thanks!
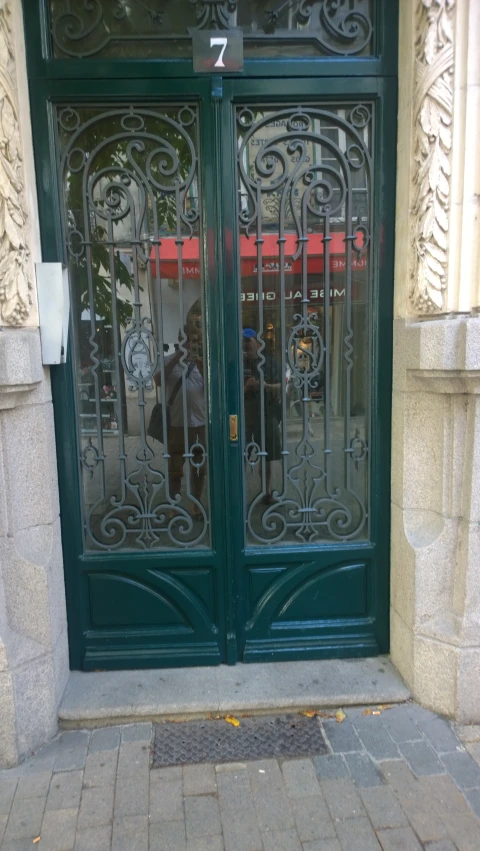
0;0;68;767
391;0;480;721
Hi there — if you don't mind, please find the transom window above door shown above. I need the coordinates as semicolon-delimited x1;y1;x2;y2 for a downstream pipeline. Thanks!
49;0;374;59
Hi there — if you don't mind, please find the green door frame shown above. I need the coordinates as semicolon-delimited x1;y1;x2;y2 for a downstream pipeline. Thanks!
23;1;398;670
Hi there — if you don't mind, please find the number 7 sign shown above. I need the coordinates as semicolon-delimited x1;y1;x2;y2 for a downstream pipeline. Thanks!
192;29;244;73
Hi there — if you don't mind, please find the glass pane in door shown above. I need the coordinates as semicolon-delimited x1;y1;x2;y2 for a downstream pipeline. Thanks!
236;102;371;545
57;104;210;551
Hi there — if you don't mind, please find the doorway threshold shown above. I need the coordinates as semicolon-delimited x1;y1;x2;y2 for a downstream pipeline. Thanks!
59;657;410;729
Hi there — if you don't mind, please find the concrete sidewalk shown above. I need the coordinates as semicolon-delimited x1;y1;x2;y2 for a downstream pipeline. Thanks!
1;703;480;850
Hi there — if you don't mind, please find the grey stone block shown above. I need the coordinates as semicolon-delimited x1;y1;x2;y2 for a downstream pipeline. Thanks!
320;778;366;820
151;766;183;782
149;780;184;822
416;718;461;755
15;770;51;799
116;742;150;779
121;723;152;744
352;719;399;761
301;841;341;851
185;795;221;839
111;814;148;851
54;746;88;772
83;750;118;789
46;769;83;810
149;820;187;851
58;732;91;750
114;774;149;817
217;770;262;851
2;839;45;850
313;754;349;780
380;707;423;744
424;842;459;851
40;806;78;851
281;759;320;798
3;794;46;840
441;750;480;789
76;785;114;829
0;776;18;812
334;818;381;850
187;837;224;851
292;796;336;842
74;825;112;851
261;828;302;850
399;741;445;776
465;787;480;819
358;786;408;830
0;812;8;844
344;753;385;787
322;720;362;753
183;764;216;796
376;826;422;849
88;727;121;753
247;759;294;832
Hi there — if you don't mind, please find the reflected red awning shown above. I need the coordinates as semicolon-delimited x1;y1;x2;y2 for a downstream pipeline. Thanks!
149;233;366;279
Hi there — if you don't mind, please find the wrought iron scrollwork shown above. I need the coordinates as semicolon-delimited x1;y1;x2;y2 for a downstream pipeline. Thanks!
59;104;208;551
49;0;373;59
237;103;372;545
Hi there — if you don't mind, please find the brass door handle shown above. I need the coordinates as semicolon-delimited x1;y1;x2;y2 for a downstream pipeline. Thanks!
229;414;238;442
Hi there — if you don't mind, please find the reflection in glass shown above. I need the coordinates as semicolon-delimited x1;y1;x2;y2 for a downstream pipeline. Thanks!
58;104;210;551
237;103;371;546
49;0;373;60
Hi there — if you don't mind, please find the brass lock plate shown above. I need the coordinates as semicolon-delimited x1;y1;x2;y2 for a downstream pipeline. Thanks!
229;415;238;441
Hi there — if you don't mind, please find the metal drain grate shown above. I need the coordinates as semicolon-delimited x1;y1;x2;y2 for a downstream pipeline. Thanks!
152;713;328;767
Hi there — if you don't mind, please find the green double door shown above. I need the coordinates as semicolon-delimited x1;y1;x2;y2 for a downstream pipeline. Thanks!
45;74;394;670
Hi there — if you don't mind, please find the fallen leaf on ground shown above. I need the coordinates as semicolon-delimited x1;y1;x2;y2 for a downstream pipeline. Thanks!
335;709;346;723
376;704;393;711
225;715;240;727
317;711;335;719
302;710;317;718
363;708;373;716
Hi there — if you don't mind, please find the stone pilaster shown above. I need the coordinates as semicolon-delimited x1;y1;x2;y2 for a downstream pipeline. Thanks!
391;0;480;721
0;0;68;766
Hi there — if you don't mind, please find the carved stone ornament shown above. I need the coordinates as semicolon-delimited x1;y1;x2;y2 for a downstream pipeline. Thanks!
0;0;33;325
410;0;455;313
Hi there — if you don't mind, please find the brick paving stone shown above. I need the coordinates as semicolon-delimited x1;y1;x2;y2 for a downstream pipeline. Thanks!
313;754;349;781
2;839;43;850
302;841;341;851
0;813;8;843
464;787;480;819
399;740;445;776
114;773;149;816
352;718;399;761
76;784;115;829
322;720;362;754
358;786;408;830
88;727;121;753
424;842;458;851
183;764;217;796
441;751;480;789
334;817;381;850
185;795;222;839
149;779;184;822
281;759;321;798
379;707;423;744
15;770;52;799
40;806;78;850
149;820;187;851
376;826;422;850
292;795;336;842
187;837;224;851
320;777;366;820
216;769;263;851
466;742;480;765
261;827;302;850
46;769;83;810
74;825;112;851
111;814;148;851
0;776;17;813
420;774;472;817
151;766;183;781
116;742;150;779
54;747;88;773
407;706;439;725
120;723;152;743
381;760;447;843
417;718;461;755
247;759;295;832
83;750;118;788
3;794;46;841
445;813;480;850
344;753;385;787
